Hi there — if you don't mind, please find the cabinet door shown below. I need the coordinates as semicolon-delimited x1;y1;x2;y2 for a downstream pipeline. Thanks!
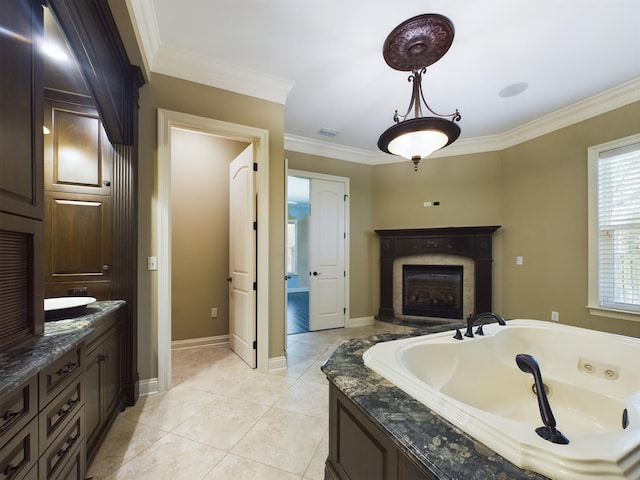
84;345;102;453
0;0;43;220
328;385;398;480
103;327;123;417
44;100;113;196
44;191;112;299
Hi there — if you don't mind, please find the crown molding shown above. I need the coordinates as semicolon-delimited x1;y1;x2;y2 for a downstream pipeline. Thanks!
124;0;160;78
126;0;294;105
284;134;380;165
494;77;640;151
152;45;294;105
287;77;640;164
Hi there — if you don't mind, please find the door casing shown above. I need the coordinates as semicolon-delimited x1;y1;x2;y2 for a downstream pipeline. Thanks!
157;109;270;392
286;169;350;338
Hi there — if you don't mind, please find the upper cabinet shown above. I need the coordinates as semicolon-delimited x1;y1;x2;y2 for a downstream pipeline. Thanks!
44;100;114;196
0;0;44;220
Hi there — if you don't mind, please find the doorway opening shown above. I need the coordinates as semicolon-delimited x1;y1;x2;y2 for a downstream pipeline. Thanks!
157;109;270;393
285;169;349;340
286;176;310;334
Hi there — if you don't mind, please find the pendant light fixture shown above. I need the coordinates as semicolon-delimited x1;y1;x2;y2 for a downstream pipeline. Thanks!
377;14;461;171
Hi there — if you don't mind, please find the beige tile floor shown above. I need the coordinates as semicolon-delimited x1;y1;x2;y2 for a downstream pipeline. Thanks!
87;321;412;480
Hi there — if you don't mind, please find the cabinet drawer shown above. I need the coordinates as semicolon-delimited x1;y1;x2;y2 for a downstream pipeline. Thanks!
39;377;83;451
0;376;37;448
39;347;83;407
48;439;84;480
0;417;37;480
38;407;84;480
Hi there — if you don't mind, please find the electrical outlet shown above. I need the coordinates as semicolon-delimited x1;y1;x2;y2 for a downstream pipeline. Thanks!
211;308;218;318
516;256;523;265
551;311;559;321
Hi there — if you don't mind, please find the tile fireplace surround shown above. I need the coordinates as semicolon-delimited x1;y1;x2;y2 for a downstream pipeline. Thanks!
375;226;500;321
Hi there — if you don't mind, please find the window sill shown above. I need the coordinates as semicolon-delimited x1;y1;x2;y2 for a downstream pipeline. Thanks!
587;305;640;323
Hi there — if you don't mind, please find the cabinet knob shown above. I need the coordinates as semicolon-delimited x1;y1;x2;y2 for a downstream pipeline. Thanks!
102;264;110;271
103;180;111;186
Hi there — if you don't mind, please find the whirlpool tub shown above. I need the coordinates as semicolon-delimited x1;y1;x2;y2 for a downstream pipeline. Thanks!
363;319;640;479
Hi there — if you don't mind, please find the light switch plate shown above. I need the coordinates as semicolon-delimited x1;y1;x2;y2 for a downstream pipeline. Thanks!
147;256;158;271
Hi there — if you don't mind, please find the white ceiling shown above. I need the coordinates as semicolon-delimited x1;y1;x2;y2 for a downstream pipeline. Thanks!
125;0;640;164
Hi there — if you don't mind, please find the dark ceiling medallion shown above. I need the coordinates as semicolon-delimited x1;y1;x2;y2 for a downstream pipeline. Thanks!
383;14;455;72
378;14;461;172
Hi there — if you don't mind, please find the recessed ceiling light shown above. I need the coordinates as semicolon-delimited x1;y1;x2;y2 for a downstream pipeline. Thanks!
499;82;528;98
319;128;340;137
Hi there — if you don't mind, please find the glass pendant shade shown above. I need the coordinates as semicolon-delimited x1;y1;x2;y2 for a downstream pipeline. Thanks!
378;116;461;161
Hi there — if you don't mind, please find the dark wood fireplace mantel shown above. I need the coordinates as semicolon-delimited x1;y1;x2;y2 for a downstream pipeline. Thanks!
375;226;500;319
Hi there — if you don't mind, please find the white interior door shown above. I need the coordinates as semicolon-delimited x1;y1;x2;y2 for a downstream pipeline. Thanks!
229;144;256;367
309;178;345;331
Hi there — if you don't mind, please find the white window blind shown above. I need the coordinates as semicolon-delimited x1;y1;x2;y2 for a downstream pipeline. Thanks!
597;142;640;312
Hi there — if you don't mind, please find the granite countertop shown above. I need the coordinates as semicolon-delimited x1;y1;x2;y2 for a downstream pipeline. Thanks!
321;323;548;480
0;300;125;401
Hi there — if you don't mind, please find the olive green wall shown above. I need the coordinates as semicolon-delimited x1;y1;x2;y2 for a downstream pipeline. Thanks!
133;73;286;379
286;153;374;319
371;102;640;338
500;102;640;337
171;128;248;341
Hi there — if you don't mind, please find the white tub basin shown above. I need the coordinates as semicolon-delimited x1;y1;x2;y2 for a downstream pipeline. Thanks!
363;319;640;479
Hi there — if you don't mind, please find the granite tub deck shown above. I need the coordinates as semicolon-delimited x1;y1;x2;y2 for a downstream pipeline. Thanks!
321;325;548;480
0;300;125;401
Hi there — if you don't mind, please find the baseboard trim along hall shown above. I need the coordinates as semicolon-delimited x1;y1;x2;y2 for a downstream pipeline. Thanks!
139;378;158;396
346;316;374;328
171;334;230;350
269;355;287;372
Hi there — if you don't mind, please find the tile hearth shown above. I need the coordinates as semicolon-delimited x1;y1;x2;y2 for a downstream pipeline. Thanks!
87;321;413;480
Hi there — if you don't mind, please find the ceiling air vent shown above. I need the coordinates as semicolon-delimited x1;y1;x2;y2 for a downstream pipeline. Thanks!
319;128;339;137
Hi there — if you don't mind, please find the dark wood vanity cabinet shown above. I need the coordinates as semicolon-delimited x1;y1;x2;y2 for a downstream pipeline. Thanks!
37;347;85;480
326;384;437;480
0;346;87;480
84;307;125;463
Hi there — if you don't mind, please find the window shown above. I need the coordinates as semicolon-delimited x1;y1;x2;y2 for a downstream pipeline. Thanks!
588;134;640;321
286;220;297;274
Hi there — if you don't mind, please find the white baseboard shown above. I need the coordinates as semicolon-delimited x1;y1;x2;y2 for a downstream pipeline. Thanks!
139;378;158;396
346;316;374;328
268;355;287;372
171;335;229;350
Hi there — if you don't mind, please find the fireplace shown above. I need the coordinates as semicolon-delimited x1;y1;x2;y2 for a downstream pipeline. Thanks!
376;226;500;321
402;265;463;319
